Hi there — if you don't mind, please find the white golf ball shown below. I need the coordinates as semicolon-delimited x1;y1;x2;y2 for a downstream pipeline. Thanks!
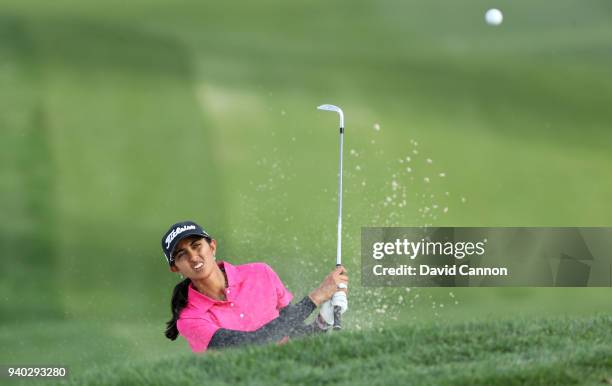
485;8;503;26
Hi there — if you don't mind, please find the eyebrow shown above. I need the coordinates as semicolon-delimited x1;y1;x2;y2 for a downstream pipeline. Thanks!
173;239;202;258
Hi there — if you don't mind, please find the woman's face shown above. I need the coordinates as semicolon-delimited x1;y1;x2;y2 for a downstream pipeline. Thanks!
170;236;217;280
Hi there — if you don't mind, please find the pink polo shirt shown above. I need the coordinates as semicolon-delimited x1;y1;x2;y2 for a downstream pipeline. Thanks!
177;261;293;353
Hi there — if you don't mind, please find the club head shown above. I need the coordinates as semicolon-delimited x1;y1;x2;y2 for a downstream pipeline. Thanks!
317;104;344;129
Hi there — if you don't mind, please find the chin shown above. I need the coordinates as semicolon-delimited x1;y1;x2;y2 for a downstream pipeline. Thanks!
192;268;212;280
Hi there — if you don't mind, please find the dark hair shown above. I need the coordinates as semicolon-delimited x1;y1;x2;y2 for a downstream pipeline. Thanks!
165;278;191;340
165;235;212;341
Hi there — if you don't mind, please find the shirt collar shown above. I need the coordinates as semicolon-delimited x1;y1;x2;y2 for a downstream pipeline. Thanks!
222;260;245;286
186;260;244;312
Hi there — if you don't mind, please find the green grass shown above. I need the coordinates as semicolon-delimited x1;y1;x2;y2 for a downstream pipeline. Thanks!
53;315;612;386
1;0;612;384
1;0;611;322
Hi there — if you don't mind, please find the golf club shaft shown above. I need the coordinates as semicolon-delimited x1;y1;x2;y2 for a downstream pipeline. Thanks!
317;104;346;331
337;125;343;267
334;125;344;330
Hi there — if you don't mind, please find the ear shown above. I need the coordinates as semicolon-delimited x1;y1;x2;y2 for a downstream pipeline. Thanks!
170;265;179;273
209;239;217;256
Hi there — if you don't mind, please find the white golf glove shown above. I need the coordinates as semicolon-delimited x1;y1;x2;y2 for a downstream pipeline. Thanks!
316;287;348;330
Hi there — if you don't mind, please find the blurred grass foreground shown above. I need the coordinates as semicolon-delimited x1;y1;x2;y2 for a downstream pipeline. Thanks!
1;0;611;383
68;315;612;386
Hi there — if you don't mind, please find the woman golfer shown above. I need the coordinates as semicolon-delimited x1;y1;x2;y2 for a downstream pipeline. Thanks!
162;221;349;353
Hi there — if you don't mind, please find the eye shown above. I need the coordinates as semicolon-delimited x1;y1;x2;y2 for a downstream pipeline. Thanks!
193;242;201;248
175;251;185;260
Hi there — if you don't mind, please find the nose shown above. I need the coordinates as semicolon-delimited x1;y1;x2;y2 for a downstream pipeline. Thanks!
187;248;200;261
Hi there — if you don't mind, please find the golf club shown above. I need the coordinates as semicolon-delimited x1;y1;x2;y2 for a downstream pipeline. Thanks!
317;104;346;330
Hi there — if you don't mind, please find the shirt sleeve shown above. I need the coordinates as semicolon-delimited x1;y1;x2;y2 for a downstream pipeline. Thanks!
264;264;293;309
208;296;316;350
177;317;220;353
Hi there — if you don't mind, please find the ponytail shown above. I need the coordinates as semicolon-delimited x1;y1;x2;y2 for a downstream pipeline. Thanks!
165;277;191;340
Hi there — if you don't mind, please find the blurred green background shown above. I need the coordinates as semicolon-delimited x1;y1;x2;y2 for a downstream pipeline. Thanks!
1;0;611;375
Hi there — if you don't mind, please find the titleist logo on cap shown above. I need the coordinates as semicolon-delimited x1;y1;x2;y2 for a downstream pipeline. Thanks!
165;225;196;249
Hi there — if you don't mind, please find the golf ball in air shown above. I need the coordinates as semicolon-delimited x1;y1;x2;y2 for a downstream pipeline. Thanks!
485;8;503;26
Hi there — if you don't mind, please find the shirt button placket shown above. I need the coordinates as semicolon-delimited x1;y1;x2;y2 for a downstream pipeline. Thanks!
226;288;233;308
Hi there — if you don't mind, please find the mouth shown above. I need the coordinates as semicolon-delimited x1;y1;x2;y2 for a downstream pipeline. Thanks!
193;262;204;271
